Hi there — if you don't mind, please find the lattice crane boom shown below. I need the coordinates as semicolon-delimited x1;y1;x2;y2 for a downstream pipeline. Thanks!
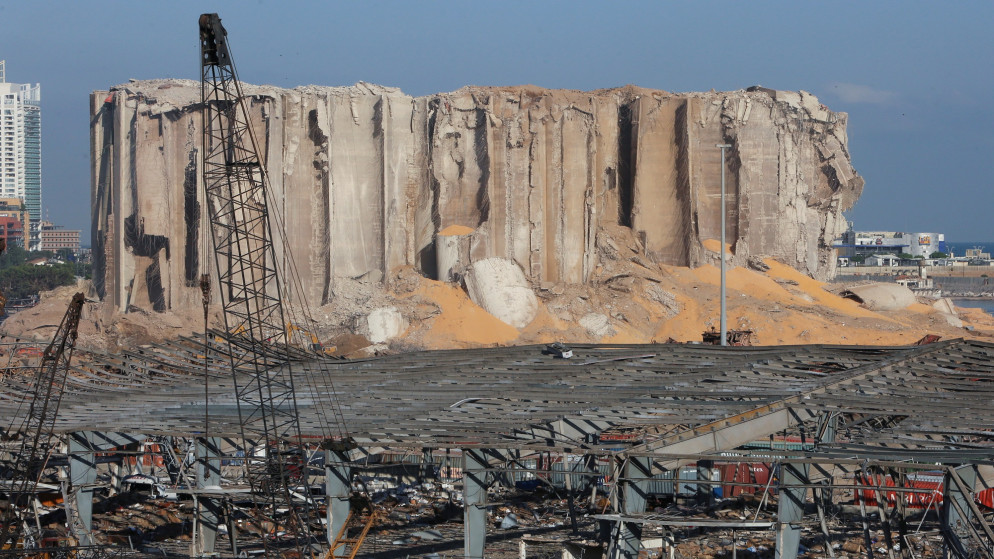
199;13;313;556
0;239;7;315
0;292;85;549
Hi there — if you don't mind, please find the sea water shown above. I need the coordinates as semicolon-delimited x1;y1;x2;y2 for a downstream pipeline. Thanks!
952;298;994;317
944;241;994;317
945;241;993;258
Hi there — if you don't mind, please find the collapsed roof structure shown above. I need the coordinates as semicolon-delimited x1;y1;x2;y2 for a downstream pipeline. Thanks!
2;336;993;557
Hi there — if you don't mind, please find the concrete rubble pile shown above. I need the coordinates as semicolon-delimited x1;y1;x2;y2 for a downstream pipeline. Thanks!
90;80;862;345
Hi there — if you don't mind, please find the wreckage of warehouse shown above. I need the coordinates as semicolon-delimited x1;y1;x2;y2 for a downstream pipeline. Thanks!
1;335;994;558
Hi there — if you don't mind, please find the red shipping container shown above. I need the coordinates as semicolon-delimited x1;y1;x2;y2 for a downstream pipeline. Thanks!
719;463;773;498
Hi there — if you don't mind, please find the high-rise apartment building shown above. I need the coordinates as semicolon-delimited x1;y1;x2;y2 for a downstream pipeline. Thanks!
0;60;41;250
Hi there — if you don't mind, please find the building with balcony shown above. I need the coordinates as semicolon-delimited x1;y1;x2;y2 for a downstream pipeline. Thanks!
0;215;24;248
0;197;28;241
0;61;41;249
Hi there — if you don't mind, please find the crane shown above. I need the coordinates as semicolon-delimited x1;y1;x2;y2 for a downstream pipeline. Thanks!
0;239;7;316
0;292;85;550
199;13;314;556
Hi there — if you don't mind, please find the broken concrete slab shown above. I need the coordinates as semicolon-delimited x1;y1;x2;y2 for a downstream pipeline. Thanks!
579;313;616;338
363;307;408;344
463;258;538;329
932;297;964;327
843;283;917;311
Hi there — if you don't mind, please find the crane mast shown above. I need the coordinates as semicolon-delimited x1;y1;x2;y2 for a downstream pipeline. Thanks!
199;13;313;556
0;239;6;315
0;292;85;549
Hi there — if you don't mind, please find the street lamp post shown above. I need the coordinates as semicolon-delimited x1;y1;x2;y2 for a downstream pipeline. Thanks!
716;143;731;346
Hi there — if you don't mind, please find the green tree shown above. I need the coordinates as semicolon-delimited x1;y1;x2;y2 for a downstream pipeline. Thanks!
0;246;73;300
0;244;30;268
930;251;948;259
0;263;77;299
0;247;55;269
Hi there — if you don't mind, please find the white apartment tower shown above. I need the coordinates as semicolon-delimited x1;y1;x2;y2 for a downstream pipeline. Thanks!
0;60;41;249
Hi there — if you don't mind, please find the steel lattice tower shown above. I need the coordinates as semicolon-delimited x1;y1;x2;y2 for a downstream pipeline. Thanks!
199;13;312;556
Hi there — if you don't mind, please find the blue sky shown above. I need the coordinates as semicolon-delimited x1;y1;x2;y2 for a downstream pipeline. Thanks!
2;1;991;241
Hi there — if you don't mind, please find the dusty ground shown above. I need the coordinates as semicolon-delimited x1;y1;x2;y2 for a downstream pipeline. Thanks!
3;237;992;354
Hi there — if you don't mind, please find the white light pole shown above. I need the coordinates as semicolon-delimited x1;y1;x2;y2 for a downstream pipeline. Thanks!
716;143;731;346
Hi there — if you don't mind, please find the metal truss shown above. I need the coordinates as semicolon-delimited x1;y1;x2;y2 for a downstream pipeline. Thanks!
0;293;85;549
5;337;994;556
199;13;311;556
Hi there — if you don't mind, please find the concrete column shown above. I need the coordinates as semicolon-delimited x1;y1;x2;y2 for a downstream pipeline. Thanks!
889;468;908;559
108;461;122;496
609;456;651;559
194;437;223;555
815;483;836;559
599;458;622;542
942;465;978;554
816;413;838;505
68;432;97;546
775;462;809;559
325;450;352;551
552;418;606;492
436;231;472;282
463;449;488;559
697;460;714;507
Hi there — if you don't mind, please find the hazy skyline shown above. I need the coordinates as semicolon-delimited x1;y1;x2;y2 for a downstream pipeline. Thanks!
2;1;991;242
